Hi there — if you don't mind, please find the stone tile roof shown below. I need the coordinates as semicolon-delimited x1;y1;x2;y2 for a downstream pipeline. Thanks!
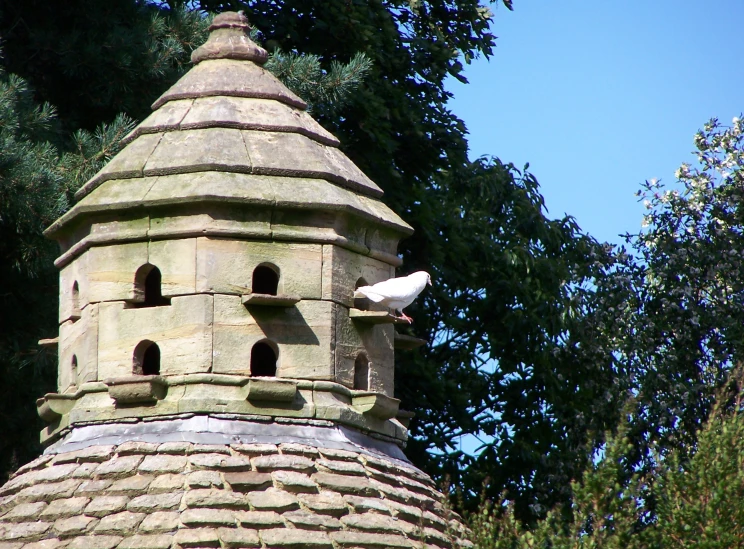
0;443;471;548
45;11;412;250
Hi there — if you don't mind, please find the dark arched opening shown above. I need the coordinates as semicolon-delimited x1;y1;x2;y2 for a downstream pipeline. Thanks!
354;277;369;310
72;281;81;315
250;341;277;377
134;340;160;376
252;265;279;296
144;266;170;306
354;353;369;391
133;264;171;307
143;344;161;375
71;355;78;384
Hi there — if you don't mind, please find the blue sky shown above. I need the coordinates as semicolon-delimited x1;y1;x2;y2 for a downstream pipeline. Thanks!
447;1;744;245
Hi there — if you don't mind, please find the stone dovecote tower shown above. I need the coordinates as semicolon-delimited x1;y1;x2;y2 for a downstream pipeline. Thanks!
0;13;472;549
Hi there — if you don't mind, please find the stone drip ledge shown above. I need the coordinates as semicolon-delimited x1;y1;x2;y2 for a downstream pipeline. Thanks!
37;376;407;446
43;414;410;465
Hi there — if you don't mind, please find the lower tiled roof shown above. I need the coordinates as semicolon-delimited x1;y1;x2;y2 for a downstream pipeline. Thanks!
0;441;471;548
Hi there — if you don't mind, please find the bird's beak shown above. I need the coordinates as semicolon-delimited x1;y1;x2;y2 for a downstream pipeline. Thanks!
427;279;432;286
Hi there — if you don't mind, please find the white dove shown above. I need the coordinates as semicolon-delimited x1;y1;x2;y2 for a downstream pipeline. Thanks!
353;271;431;324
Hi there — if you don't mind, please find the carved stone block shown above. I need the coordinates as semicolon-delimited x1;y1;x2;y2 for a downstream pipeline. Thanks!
58;304;99;392
148;238;197;297
321;245;394;308
212;295;334;380
105;376;167;405
335;306;394;396
59;252;89;323
87;242;149;303
97;294;214;379
196;237;322;298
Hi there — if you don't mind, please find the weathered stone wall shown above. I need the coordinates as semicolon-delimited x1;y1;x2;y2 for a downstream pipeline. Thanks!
55;239;396;396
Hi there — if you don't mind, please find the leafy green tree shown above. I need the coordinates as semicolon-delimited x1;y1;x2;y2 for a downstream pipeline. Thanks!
405;157;618;517
589;116;744;475
469;373;744;549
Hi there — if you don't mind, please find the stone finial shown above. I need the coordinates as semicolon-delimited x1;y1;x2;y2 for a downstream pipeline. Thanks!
191;11;268;65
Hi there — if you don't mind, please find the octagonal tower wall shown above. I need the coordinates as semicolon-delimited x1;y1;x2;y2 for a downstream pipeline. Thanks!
37;11;419;449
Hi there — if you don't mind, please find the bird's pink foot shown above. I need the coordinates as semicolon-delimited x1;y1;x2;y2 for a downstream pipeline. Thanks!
396;311;413;324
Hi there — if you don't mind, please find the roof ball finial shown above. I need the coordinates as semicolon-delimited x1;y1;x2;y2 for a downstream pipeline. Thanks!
190;11;268;65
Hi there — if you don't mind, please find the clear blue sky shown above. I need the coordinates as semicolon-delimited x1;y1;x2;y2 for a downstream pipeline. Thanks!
447;1;744;245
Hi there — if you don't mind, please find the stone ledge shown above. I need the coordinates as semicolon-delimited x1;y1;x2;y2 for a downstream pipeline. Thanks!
241;293;301;307
349;309;406;325
45;172;411;270
104;377;167;405
246;379;298;402
38;377;406;446
351;393;400;420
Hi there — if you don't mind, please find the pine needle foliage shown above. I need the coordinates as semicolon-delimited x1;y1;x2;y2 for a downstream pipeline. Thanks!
0;0;211;130
56;114;137;203
265;51;372;115
0;60;137;482
0;62;62;276
0;61;62;479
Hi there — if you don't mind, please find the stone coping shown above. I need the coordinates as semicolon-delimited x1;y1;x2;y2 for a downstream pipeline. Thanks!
44;415;411;465
72;126;383;202
121;97;341;148
38;377;408;447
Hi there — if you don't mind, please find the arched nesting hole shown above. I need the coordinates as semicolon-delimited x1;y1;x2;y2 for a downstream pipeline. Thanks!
134;264;170;307
252;264;279;296
354;277;370;310
133;340;161;376
354;353;370;391
71;354;78;384
71;281;81;314
250;341;278;377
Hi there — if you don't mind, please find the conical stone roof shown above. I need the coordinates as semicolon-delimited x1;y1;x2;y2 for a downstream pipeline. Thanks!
0;12;472;548
45;11;411;270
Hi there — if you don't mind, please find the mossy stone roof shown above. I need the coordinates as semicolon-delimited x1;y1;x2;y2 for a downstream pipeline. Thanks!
45;12;412;258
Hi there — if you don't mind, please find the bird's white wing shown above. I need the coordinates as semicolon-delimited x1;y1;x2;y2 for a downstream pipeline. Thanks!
353;288;388;302
357;277;420;301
